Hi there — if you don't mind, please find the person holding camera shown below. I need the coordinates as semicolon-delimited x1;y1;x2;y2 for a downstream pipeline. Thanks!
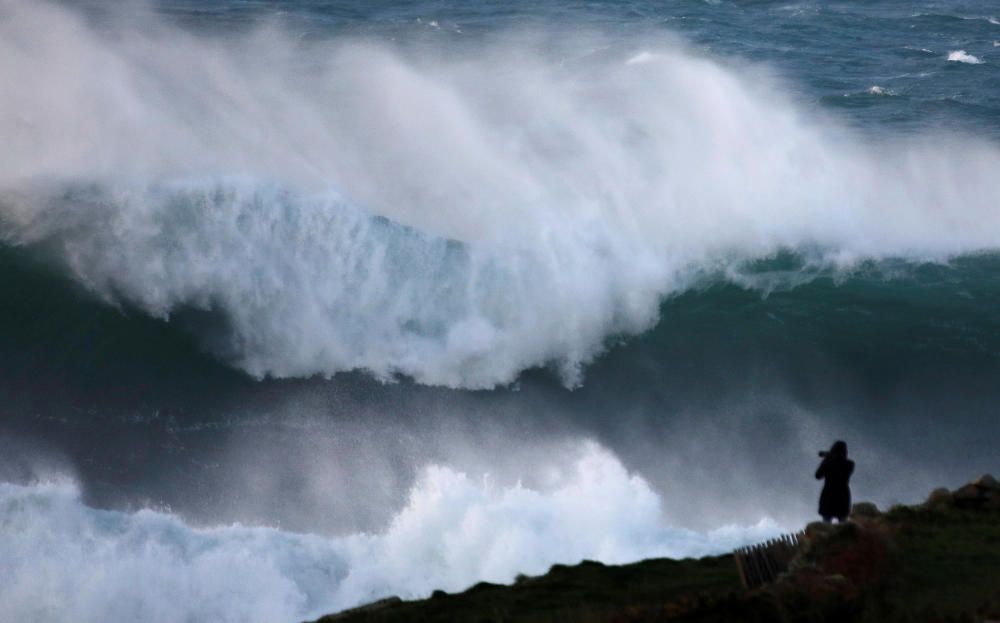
815;440;854;523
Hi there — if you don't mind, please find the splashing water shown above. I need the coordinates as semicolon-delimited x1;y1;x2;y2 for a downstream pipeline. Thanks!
0;443;778;623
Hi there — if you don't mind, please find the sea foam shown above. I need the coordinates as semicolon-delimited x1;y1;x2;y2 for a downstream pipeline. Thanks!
0;443;778;623
3;1;1000;388
947;50;984;64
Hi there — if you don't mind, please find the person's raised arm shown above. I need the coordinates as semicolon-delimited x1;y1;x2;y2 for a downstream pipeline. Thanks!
815;458;827;479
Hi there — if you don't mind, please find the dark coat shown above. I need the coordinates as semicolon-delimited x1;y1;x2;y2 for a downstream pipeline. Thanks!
816;456;854;519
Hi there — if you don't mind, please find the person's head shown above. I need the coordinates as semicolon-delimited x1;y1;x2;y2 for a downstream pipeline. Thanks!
830;440;848;458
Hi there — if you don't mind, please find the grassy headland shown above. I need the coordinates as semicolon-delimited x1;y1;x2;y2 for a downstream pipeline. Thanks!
309;476;1000;623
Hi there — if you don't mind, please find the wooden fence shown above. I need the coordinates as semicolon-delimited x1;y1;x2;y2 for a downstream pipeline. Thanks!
733;531;805;589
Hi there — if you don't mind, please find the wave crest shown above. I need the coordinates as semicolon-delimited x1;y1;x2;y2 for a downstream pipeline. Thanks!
4;1;1000;387
0;443;778;623
947;50;985;64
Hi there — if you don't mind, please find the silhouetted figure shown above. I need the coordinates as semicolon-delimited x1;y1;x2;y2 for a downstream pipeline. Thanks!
815;440;854;523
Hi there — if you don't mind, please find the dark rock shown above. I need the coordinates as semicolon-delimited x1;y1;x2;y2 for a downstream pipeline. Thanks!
972;474;999;490
850;502;880;518
467;582;503;593
953;482;993;509
315;596;402;621
579;559;606;568
925;487;953;509
805;521;837;541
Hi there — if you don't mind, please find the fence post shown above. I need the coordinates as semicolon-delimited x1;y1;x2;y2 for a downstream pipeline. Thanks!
733;532;805;590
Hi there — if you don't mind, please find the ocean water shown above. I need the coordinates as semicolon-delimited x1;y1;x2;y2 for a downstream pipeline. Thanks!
2;1;999;621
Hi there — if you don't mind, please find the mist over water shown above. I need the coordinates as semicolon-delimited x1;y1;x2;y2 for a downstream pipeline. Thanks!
4;0;1000;387
2;0;1000;621
0;447;780;623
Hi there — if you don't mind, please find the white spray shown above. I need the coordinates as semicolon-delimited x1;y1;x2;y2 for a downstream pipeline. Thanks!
2;1;1000;387
0;443;779;623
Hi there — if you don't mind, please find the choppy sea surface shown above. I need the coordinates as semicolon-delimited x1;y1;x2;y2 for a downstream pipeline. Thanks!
2;1;999;621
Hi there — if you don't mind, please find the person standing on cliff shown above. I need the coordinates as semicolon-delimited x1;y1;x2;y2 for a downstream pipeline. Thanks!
815;440;854;523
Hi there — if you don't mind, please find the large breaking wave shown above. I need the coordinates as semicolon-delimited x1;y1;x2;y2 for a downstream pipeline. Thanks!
3;0;1000;388
0;443;777;623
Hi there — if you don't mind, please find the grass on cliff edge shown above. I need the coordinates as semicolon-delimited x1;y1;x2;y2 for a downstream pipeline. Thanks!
883;504;1000;616
310;505;1000;623
312;555;741;623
